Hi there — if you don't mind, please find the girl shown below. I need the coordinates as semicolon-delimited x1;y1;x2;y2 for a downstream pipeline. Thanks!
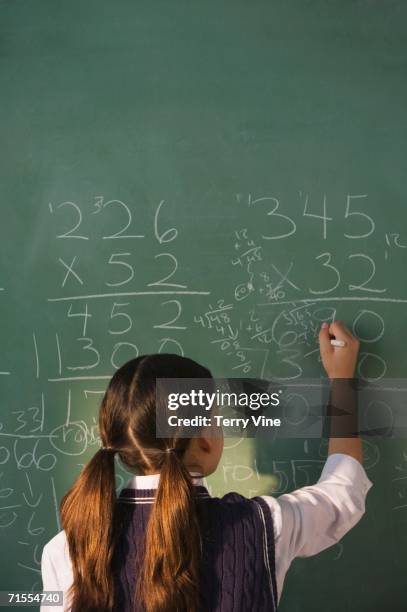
41;321;372;612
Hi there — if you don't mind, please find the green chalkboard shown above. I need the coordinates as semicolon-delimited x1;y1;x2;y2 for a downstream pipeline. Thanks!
1;1;407;610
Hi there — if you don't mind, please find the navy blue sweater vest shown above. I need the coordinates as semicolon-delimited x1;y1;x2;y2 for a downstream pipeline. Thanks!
111;485;278;612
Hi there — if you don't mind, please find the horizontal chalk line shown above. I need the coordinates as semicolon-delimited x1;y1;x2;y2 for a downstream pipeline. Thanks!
257;296;407;306
48;290;211;301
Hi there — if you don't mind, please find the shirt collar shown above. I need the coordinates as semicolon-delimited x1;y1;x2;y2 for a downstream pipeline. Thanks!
124;471;206;490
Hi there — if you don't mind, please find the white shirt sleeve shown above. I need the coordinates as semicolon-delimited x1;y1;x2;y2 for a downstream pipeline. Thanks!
40;535;73;612
40;545;61;612
259;453;373;601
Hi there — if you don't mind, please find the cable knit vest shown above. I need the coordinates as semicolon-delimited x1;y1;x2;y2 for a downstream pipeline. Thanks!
111;485;278;612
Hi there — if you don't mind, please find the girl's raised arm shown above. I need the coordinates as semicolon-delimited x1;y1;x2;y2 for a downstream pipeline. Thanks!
319;320;363;464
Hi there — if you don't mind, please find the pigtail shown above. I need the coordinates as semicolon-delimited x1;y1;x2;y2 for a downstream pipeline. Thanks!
138;447;201;612
60;447;117;612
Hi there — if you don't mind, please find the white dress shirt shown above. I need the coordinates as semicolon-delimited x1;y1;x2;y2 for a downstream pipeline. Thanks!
41;453;372;611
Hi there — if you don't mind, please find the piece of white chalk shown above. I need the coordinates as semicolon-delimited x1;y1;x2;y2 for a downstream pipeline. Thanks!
330;339;346;348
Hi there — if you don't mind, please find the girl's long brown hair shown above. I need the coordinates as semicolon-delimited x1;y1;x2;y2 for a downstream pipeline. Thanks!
60;354;212;612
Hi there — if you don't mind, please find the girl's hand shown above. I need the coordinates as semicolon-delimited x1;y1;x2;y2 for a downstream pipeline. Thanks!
319;320;360;379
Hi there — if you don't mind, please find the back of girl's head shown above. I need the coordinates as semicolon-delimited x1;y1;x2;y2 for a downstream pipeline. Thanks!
60;353;212;612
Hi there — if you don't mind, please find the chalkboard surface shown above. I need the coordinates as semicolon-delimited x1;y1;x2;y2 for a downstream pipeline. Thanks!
1;1;407;610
